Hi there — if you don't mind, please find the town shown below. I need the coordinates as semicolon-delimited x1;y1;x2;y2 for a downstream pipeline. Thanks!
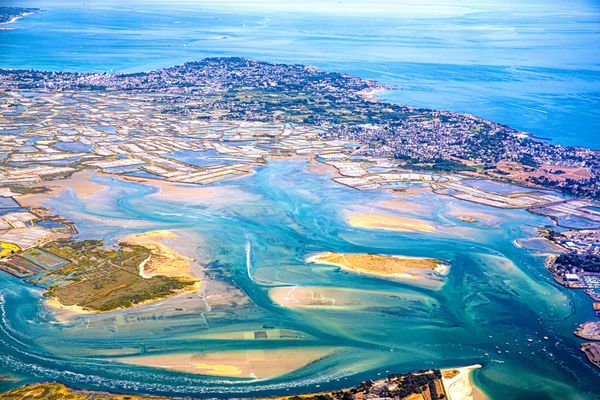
2;58;598;199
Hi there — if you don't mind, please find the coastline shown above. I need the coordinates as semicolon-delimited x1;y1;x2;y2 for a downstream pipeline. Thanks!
0;55;598;398
358;87;387;102
108;347;335;379
441;364;488;400
120;229;200;283
42;230;201;317
0;365;484;400
0;10;40;29
306;251;448;289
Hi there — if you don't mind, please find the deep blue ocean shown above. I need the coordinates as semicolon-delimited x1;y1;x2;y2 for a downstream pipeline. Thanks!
1;0;599;148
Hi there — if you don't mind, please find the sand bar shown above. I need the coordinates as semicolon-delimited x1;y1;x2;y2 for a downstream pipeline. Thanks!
119;173;256;205
377;199;423;212
17;170;108;207
110;347;334;379
348;212;436;233
307;252;448;286
441;365;488;400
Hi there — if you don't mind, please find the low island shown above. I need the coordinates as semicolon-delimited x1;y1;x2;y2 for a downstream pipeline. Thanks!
307;251;449;289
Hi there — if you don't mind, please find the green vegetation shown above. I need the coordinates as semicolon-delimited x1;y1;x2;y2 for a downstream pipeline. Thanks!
7;184;50;195
0;370;443;400
554;252;600;274
0;382;169;400
170;89;382;125
400;156;476;173
38;240;196;312
272;370;444;400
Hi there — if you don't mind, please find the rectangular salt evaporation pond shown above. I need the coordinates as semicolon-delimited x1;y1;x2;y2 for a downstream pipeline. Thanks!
55;141;94;153
222;140;255;146
24;136;46;145
166;149;239;167
125;170;163;179
516;238;561;254
0;197;19;208
368;181;421;189
0;208;28;216
95;126;116;134
35;219;69;230
103;164;145;173
461;178;536;194
20;248;69;270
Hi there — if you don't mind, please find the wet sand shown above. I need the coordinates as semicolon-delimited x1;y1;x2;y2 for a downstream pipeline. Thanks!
305;157;339;176
120;174;257;205
447;210;499;226
121;230;199;283
17;170;108;207
270;286;338;309
45;298;95;323
376;199;424;212
441;365;488;400
347;212;437;233
110;347;335;379
189;327;310;341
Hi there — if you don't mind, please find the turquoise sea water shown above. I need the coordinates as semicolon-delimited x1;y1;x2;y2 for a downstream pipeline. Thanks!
1;0;599;148
0;160;599;399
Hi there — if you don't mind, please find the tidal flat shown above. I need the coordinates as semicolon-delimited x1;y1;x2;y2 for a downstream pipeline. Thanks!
0;158;597;399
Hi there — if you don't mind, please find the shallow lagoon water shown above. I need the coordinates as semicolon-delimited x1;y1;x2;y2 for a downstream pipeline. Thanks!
0;160;598;399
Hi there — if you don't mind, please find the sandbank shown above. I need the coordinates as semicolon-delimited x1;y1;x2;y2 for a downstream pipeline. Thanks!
307;252;448;287
305;157;339;176
448;210;498;225
359;87;385;101
347;212;437;233
119;173;256;205
121;230;199;284
17;170;108;207
270;286;338;309
45;298;95;323
441;365;488;400
268;285;426;310
189;328;309;341
376;199;423;212
110;347;334;379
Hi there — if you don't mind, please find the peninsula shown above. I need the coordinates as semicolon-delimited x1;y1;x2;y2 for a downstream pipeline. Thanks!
0;7;42;26
0;58;598;397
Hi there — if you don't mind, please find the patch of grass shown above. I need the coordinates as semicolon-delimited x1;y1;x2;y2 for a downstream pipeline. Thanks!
40;240;196;312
